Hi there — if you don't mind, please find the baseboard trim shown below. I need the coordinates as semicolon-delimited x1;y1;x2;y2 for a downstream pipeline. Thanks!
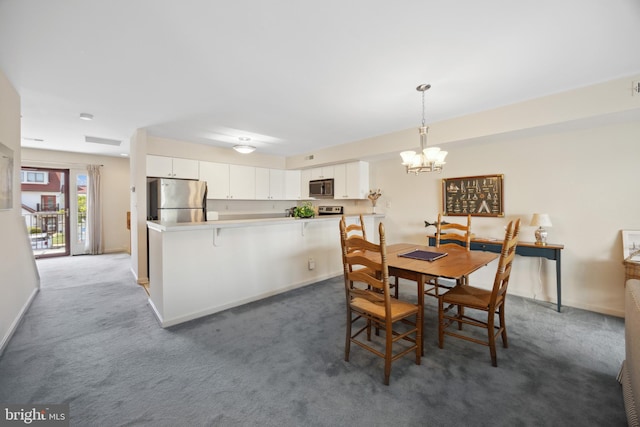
147;298;165;327
0;287;39;357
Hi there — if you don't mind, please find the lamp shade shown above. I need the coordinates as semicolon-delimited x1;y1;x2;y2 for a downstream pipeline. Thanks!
400;151;416;165
530;213;552;227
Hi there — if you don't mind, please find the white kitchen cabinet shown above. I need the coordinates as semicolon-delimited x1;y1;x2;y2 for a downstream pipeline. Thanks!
199;161;230;199
255;168;285;200
200;162;256;199
300;169;311;199
229;165;256;199
310;166;334;180
284;170;302;200
255;168;270;199
147;155;199;179
269;169;285;199
333;161;369;199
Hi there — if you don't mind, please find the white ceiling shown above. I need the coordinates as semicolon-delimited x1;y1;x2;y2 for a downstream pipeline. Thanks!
1;0;639;158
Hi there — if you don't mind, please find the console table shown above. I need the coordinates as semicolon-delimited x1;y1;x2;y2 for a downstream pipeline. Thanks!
428;235;565;312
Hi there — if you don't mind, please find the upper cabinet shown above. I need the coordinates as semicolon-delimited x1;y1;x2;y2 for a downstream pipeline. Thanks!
147;155;199;180
255;168;285;200
199;161;230;199
310;166;334;180
300;169;312;199
200;162;256;199
284;170;302;200
229;165;256;199
198;159;366;200
333;161;369;199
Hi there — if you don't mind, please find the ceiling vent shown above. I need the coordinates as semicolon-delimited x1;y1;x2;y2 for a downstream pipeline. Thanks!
85;136;121;146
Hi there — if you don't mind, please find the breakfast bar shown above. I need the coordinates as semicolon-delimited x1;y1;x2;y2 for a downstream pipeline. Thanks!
147;214;382;327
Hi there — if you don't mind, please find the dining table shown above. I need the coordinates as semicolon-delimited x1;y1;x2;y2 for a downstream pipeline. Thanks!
384;243;500;354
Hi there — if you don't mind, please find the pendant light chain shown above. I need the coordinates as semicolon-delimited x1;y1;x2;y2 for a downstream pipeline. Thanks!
421;88;426;128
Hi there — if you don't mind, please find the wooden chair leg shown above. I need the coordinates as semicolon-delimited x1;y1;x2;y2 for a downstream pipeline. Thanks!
384;324;393;385
438;296;445;349
457;305;464;330
394;277;399;298
345;310;352;362
416;310;422;365
500;305;508;348
488;313;497;367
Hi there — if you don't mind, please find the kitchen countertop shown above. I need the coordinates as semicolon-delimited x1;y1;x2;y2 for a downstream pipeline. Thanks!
147;213;385;232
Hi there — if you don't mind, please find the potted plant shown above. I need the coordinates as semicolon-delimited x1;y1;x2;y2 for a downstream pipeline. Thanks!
293;201;315;218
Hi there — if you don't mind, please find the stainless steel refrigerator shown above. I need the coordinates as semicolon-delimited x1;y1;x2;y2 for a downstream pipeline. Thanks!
148;178;207;222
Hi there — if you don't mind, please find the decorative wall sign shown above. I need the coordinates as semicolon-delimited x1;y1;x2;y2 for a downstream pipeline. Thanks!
442;174;504;217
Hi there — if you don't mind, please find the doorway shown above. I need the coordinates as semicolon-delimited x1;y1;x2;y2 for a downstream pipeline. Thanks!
20;167;71;258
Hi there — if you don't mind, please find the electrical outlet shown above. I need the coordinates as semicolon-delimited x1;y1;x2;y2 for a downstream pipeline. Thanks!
308;258;315;270
633;81;640;96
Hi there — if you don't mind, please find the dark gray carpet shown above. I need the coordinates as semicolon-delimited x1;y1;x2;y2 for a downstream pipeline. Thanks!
0;254;627;426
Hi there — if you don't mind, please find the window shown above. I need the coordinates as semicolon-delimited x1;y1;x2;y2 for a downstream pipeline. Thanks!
21;171;49;184
41;195;57;211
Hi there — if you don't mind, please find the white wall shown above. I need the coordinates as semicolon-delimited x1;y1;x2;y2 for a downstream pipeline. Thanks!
0;68;39;354
21;148;131;254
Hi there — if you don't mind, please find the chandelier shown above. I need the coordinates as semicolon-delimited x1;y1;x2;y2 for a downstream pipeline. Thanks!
400;84;447;174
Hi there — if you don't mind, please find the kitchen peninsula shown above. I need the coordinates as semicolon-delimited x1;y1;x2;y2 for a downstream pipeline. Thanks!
147;214;382;327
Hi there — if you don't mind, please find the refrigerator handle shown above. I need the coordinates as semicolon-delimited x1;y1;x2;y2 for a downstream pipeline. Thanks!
203;183;208;221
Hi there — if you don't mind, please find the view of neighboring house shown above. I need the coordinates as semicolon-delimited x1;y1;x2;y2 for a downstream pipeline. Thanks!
19;169;87;252
20;169;64;250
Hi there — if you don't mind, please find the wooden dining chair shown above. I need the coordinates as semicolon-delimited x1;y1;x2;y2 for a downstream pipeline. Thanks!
426;213;473;297
437;218;520;367
339;218;422;385
343;214;367;244
343;215;399;298
436;213;472;249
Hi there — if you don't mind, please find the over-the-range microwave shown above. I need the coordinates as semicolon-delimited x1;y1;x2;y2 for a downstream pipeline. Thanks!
309;178;334;199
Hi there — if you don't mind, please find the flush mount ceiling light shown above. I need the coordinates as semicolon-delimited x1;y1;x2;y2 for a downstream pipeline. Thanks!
400;84;448;174
79;113;94;121
233;137;256;154
233;145;256;154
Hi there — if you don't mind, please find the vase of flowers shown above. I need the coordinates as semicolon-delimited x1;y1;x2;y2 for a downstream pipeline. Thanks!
368;189;382;214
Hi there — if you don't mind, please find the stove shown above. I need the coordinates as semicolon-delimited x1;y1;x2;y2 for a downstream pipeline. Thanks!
318;206;344;215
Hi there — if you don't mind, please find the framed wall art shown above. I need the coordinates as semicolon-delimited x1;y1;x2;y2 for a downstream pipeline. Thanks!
442;174;504;217
622;230;640;261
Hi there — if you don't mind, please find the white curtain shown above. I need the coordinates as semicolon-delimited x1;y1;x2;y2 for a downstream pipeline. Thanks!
85;164;103;254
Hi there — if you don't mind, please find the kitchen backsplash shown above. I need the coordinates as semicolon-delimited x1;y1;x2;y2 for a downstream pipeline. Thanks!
207;199;370;220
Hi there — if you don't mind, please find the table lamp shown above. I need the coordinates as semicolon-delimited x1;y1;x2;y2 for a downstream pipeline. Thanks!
530;213;552;246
